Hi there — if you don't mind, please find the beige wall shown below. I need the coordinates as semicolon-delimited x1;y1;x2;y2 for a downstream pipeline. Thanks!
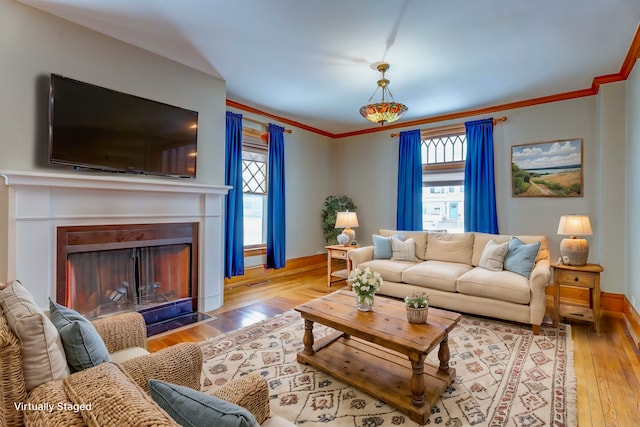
226;108;334;266
335;95;632;294
627;63;640;311
0;0;226;182
0;0;636;299
0;0;334;281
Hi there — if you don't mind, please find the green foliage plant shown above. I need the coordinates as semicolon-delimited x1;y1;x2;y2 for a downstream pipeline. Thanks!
321;195;356;244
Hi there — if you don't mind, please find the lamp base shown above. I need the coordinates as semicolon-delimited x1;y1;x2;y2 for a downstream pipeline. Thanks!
560;237;589;266
342;228;356;246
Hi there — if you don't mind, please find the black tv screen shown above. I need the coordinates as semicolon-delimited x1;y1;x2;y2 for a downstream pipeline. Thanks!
49;74;198;178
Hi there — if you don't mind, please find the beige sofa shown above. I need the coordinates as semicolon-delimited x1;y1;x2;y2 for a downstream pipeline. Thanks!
349;230;551;334
0;280;294;427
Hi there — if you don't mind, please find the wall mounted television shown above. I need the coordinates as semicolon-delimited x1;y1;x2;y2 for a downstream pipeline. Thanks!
49;74;198;178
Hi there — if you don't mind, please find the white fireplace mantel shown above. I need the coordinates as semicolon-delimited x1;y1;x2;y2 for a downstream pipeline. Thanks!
1;170;230;312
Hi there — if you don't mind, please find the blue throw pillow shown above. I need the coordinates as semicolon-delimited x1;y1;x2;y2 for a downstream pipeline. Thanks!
503;237;541;278
149;379;259;427
48;298;110;372
372;233;403;259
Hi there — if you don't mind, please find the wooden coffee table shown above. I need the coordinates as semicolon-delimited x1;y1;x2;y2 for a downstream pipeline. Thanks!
295;290;461;424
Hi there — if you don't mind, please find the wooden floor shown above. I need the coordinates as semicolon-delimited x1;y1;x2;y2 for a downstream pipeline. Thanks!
148;268;640;427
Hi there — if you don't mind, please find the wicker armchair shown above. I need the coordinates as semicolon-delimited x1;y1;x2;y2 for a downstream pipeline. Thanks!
1;309;202;426
1;306;288;426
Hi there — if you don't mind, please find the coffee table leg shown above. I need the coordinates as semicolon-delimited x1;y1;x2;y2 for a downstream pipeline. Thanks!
302;319;315;355
438;333;451;373
409;354;426;407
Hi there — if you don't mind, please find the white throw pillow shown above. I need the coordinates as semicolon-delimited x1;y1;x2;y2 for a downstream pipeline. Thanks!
478;240;509;271
0;280;70;391
390;237;418;262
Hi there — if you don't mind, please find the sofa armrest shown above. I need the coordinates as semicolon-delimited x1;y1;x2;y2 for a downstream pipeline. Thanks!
119;342;203;394
528;259;551;327
92;311;147;353
209;373;270;425
529;259;551;291
348;246;374;268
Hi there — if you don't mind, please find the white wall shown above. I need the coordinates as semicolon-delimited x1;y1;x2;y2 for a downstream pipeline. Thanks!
335;95;631;294
627;64;640;310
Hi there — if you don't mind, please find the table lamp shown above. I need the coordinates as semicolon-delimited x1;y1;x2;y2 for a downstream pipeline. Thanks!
335;210;359;246
557;214;592;266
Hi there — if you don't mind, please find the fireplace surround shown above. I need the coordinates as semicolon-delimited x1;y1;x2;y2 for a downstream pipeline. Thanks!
1;171;230;315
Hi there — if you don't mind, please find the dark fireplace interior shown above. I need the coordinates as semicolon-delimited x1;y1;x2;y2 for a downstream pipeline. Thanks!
57;222;209;335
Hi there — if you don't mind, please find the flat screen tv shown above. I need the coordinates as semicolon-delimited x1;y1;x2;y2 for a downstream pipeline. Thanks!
49;74;198;178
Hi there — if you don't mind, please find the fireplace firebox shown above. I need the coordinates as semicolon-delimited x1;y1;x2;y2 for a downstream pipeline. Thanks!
56;223;202;334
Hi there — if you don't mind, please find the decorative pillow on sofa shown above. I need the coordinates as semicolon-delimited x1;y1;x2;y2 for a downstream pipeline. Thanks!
478;240;509;271
0;280;70;391
49;298;110;372
504;237;541;278
372;233;403;259
149;379;260;427
390;237;418;262
425;232;474;264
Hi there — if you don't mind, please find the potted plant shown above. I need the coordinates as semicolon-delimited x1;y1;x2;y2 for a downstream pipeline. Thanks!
348;267;382;312
321;195;356;245
404;292;429;323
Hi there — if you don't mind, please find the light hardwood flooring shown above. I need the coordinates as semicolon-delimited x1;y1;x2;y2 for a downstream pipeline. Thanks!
147;267;640;427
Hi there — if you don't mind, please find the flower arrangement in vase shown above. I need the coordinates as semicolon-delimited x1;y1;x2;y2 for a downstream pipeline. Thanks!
404;292;429;323
347;267;382;311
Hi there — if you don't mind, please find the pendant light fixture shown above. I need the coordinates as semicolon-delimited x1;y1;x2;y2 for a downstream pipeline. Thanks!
359;62;408;125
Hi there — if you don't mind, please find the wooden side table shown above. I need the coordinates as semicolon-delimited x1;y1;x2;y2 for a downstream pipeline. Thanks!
551;263;604;332
325;245;358;287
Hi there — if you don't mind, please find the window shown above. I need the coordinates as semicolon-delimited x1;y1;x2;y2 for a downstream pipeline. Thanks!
242;133;268;250
421;128;466;232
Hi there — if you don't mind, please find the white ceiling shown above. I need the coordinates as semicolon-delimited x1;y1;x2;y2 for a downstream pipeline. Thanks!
19;0;640;135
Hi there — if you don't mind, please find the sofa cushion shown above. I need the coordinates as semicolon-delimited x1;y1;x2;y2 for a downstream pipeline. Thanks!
149;379;259;427
478;239;509;271
359;259;416;283
372;233;402;259
425;232;474;265
49;299;110;372
472;233;511;266
380;229;428;260
0;280;70;391
457;267;531;304
391;237;418;262
504;237;541;278
402;260;472;292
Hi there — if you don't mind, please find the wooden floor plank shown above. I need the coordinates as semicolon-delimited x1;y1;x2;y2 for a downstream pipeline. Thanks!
146;266;640;425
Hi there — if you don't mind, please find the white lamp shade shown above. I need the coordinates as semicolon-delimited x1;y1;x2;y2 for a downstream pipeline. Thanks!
557;215;592;236
335;211;359;229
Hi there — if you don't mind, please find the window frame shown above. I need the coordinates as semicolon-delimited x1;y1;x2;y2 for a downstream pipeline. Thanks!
421;125;467;232
241;129;269;256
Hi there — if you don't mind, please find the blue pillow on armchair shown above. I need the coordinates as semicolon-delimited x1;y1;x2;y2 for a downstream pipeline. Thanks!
48;298;110;372
149;379;259;427
503;237;541;278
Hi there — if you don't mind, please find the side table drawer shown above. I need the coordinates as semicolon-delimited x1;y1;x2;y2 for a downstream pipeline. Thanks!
331;250;348;260
555;270;595;288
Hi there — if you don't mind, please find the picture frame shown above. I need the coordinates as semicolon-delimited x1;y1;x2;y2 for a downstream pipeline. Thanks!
511;138;583;197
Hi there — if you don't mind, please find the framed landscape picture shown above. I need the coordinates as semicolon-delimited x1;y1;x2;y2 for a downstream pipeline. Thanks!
511;139;583;197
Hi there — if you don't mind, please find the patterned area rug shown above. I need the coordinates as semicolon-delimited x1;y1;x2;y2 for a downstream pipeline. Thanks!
200;311;576;426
